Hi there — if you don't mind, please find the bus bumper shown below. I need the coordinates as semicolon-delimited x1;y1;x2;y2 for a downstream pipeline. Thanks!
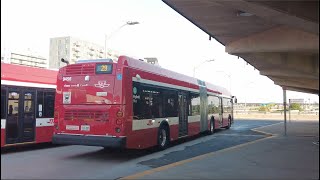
52;134;126;148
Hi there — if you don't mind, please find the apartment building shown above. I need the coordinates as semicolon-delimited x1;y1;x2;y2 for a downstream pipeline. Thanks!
1;49;47;68
49;36;105;69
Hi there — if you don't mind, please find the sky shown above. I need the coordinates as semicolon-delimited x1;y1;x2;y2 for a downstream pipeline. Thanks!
1;0;318;104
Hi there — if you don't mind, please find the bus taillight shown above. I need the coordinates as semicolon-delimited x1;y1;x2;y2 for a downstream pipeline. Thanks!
53;111;59;130
116;111;123;118
116;119;122;125
54;119;59;130
54;111;59;119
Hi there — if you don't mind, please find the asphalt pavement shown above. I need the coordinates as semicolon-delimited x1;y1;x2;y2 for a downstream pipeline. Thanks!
122;119;319;179
1;119;318;179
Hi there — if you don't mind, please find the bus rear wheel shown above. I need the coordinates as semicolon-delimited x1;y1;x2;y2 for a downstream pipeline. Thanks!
158;125;169;150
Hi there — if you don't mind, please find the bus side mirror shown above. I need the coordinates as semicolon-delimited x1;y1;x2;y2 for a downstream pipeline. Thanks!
232;96;237;103
61;58;69;65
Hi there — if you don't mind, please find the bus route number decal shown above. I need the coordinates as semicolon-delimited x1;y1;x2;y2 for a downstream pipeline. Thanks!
100;65;108;71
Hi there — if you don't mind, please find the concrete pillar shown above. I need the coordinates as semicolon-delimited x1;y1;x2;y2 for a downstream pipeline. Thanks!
283;87;287;136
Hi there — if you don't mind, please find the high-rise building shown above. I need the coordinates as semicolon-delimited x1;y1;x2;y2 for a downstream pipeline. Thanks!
106;49;121;62
1;49;47;68
49;36;105;69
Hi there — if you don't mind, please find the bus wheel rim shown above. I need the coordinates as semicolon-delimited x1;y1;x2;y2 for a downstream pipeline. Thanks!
160;129;167;146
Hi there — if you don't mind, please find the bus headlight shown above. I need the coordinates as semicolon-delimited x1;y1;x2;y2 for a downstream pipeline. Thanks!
115;128;121;133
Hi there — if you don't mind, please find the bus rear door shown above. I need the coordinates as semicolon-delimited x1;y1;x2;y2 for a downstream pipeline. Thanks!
6;88;36;145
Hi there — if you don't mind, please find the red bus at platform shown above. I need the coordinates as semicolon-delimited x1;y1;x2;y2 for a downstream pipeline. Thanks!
53;56;236;149
1;63;57;147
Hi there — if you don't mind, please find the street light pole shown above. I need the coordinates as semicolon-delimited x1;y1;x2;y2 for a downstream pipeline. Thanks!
215;70;232;93
104;21;139;58
193;59;215;78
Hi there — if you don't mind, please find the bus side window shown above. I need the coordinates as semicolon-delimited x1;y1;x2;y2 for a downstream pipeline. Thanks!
190;93;200;116
132;86;140;120
37;90;55;118
222;98;231;113
1;88;6;119
164;90;178;117
207;95;220;114
140;88;152;119
133;83;169;119
132;83;152;120
37;91;44;118
44;91;55;118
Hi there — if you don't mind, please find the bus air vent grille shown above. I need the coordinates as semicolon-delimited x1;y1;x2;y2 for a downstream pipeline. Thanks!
66;64;95;75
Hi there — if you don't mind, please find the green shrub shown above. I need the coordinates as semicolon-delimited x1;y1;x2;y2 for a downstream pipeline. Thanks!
259;106;269;112
290;103;302;111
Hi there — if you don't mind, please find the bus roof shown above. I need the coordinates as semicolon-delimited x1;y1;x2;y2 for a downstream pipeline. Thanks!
117;56;232;97
76;59;113;64
1;63;58;86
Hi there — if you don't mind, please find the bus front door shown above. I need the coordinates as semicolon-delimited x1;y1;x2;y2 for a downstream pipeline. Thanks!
6;88;36;145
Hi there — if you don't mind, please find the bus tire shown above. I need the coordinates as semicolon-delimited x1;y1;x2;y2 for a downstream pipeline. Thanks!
158;125;170;150
226;116;231;129
209;117;215;135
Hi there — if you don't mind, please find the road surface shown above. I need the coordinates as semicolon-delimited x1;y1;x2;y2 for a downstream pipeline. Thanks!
1;119;281;179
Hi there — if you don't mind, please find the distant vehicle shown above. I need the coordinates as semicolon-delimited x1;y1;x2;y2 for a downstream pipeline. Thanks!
1;63;57;147
53;56;236;149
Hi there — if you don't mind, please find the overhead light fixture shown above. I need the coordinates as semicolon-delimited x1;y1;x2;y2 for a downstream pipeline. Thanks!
127;21;139;25
237;11;253;17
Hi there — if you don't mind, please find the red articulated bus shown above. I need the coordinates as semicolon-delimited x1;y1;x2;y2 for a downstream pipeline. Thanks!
53;56;236;149
1;63;57;147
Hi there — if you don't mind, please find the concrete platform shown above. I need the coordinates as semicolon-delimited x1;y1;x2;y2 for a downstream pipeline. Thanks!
122;119;319;179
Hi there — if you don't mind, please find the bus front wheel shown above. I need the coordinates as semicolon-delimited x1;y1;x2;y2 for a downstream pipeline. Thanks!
209;118;215;135
226;117;231;129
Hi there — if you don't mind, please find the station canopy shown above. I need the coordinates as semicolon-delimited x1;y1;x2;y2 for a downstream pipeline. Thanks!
163;0;319;94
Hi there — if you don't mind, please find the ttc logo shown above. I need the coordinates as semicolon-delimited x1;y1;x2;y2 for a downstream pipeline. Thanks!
94;81;110;88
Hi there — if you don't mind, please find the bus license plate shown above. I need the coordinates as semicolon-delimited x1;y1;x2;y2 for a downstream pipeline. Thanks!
66;125;79;130
81;125;90;131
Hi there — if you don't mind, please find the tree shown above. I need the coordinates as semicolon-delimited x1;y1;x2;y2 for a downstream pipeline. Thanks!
259;105;270;112
290;103;302;111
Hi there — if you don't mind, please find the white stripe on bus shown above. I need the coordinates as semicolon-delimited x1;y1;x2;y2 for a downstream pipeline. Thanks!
132;116;201;131
36;118;54;127
0;118;54;130
188;115;201;123
1;119;5;129
132;117;179;131
1;80;56;89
